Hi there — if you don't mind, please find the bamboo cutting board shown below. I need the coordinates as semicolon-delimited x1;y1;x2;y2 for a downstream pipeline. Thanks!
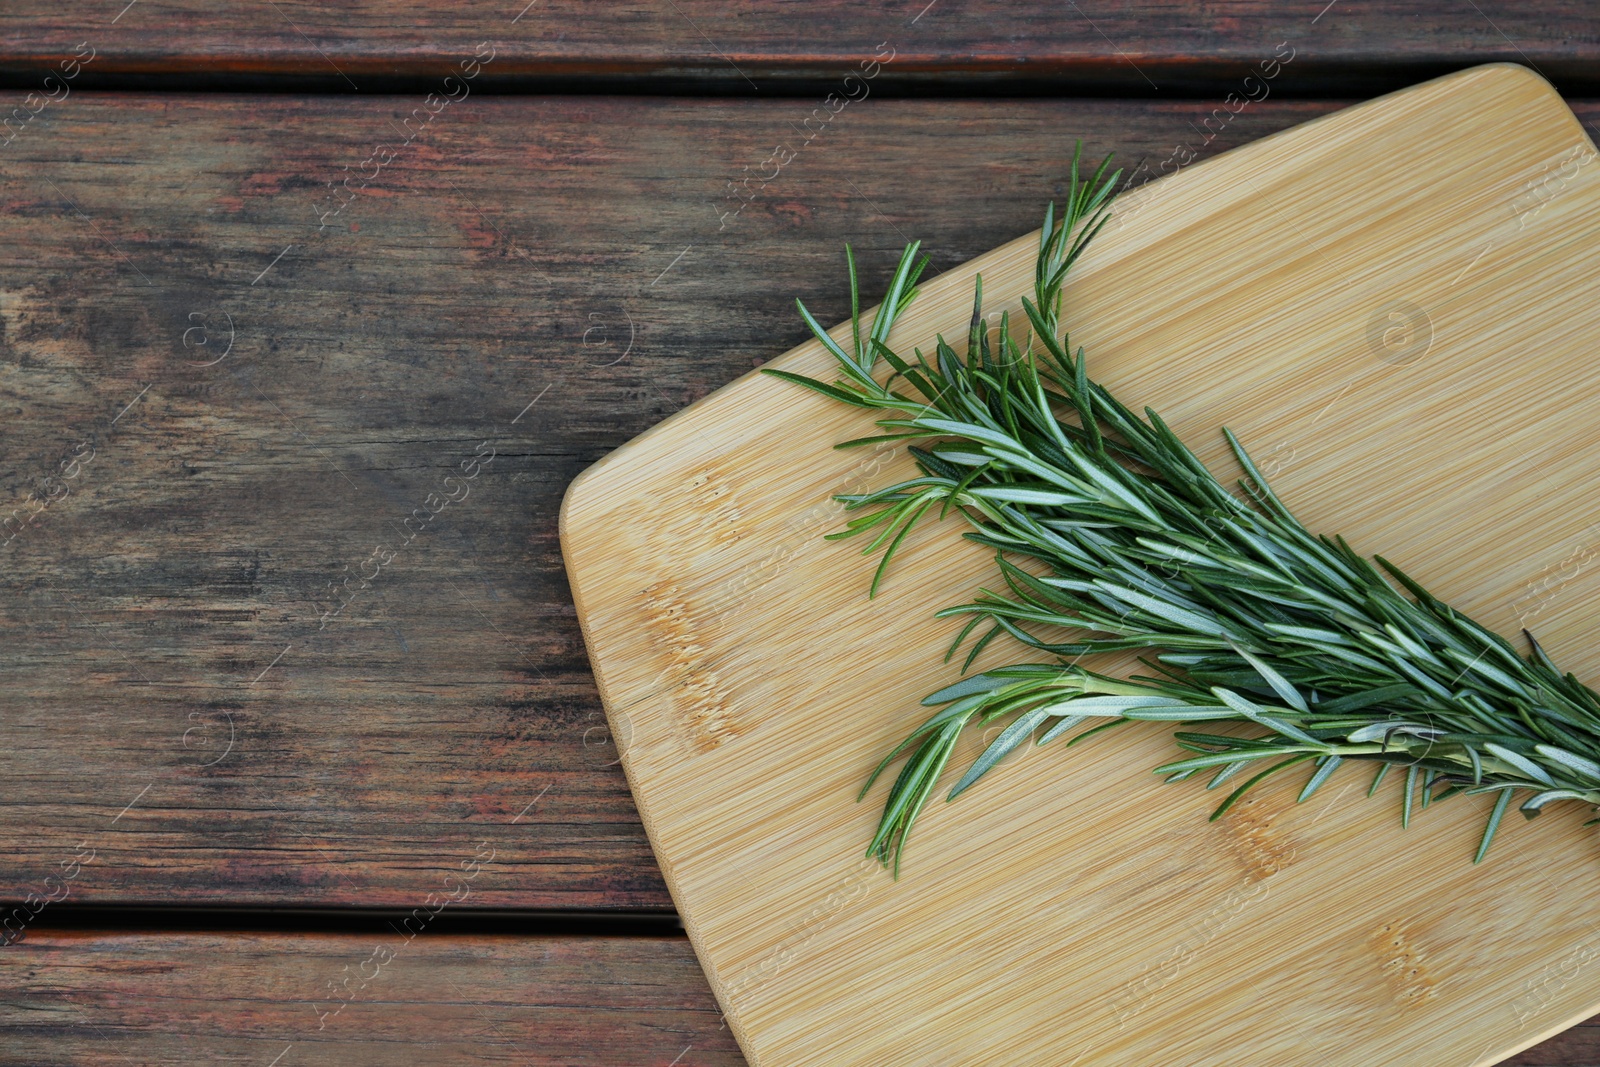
561;65;1600;1066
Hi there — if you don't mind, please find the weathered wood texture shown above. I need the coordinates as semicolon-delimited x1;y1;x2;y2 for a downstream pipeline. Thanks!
1516;1021;1600;1067
0;3;1597;93
0;17;1598;1064
0;929;1595;1066
0;93;1393;909
0;930;744;1065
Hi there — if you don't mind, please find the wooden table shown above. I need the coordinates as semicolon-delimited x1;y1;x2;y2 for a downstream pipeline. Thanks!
0;5;1597;1064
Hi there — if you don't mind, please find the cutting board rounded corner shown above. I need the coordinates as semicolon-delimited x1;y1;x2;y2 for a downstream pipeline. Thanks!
1462;59;1566;103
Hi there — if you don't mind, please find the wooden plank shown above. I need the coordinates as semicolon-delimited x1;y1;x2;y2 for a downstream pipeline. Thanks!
1514;1019;1600;1066
0;929;744;1065
0;3;1596;93
561;66;1600;1066
0;927;1595;1065
0;91;1372;909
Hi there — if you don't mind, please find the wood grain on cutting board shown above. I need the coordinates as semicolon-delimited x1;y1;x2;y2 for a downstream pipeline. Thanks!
561;65;1600;1066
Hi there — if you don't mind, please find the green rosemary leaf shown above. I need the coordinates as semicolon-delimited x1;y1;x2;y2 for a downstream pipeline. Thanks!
824;507;898;540
872;242;927;355
875;725;961;875
1403;766;1418;828
1074;341;1103;457
1535;744;1600;782
858;698;983;801
923;672;1022;706
941;614;988;666
969;486;1084;507
868;499;935;598
1211;753;1319;821
1156;749;1292;776
1122;705;1240;722
1313;684;1418;715
871;340;940;407
1037;715;1086;745
1210;689;1324;747
1522;789;1591;818
846;243;862;366
1094;583;1232;639
1483;743;1556;786
760;367;867;406
1060;695;1193;715
1476;788;1515;863
833;432;927;449
793;299;865;380
1230;640;1312;714
1526;629;1562;677
959;623;1004;673
1208;760;1252;789
949;707;1054;800
1298;755;1343;802
1223;427;1293;520
908;417;1019;452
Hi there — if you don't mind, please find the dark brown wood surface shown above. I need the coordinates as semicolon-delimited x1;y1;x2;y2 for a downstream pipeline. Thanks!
0;93;1365;911
1;930;743;1065
0;928;1593;1065
1514;1022;1600;1067
0;2;1597;93
4;6;1600;1062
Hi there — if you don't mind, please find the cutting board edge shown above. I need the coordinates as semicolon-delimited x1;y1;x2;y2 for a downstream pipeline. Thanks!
555;227;1045;539
1496;1002;1600;1067
559;461;773;1067
555;217;1053;1064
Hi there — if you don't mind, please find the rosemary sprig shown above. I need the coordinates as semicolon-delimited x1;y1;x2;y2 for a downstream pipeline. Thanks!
770;145;1600;874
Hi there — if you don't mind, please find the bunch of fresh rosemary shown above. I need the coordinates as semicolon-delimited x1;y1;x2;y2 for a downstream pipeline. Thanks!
769;148;1600;874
